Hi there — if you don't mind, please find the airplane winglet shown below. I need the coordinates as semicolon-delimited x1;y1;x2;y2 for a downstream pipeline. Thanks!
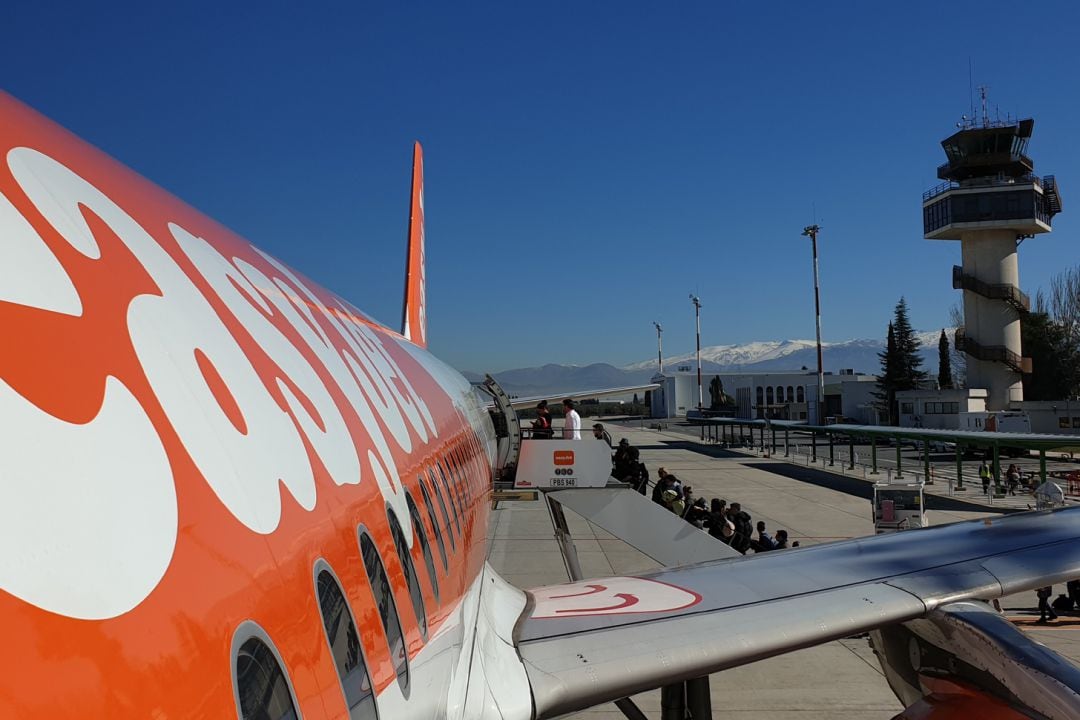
401;141;427;348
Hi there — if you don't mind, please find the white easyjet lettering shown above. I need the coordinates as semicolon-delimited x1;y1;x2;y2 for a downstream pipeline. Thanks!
10;148;315;534
171;225;363;493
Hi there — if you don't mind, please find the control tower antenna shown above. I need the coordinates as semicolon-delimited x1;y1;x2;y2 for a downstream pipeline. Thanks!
968;57;974;121
652;321;664;376
922;108;1064;411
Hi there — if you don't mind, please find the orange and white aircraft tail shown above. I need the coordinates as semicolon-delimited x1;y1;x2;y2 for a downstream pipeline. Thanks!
401;141;426;348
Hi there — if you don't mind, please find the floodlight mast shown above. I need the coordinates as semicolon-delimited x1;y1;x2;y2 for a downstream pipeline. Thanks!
802;224;826;425
689;295;703;412
653;321;664;375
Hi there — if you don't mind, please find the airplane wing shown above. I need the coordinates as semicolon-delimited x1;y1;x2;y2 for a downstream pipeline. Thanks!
511;507;1080;718
506;384;659;410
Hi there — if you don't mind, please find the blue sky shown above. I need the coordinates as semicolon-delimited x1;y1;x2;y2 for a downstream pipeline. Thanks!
5;1;1080;372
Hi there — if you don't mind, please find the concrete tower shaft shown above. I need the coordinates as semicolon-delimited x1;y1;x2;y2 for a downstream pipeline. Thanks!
959;229;1023;405
922;116;1062;411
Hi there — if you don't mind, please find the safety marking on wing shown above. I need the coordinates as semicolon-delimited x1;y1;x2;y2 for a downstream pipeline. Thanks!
530;577;701;619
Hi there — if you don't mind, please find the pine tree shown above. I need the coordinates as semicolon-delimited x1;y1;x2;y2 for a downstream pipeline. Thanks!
892;297;927;390
874;322;900;425
938;328;953;389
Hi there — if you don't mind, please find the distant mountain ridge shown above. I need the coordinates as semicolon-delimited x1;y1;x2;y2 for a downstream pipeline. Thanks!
465;331;953;397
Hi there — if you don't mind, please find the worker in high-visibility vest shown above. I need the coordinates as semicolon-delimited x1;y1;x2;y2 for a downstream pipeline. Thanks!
979;460;992;494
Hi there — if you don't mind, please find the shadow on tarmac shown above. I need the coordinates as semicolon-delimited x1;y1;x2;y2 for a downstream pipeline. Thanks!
752;462;1019;514
636;441;746;458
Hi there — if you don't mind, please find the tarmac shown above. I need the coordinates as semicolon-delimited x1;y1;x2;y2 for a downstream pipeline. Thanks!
486;422;1080;720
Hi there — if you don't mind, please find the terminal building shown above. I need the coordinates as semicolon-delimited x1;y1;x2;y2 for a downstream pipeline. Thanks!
649;369;880;424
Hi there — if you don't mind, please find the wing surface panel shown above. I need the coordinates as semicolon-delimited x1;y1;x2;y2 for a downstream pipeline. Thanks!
512;507;1080;718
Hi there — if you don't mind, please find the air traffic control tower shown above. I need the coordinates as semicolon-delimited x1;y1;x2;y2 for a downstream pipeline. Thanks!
923;113;1062;410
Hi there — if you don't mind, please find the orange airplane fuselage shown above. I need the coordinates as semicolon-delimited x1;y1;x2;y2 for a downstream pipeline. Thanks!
0;91;494;718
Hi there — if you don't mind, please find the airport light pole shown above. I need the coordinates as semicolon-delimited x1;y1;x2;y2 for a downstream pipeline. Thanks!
653;321;664;376
689;295;703;411
802;224;826;425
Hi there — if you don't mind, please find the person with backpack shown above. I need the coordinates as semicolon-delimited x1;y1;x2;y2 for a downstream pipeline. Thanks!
531;401;553;439
706;499;734;543
728;503;753;554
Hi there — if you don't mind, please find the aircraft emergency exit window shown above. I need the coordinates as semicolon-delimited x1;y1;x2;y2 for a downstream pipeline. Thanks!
418;477;449;570
315;568;379;719
234;634;299;720
427;469;457;551
405;493;441;601
387;508;429;640
359;531;409;692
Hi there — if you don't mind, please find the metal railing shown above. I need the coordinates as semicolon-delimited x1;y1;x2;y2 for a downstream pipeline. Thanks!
954;328;1032;374
923;173;1043;202
952;266;1030;313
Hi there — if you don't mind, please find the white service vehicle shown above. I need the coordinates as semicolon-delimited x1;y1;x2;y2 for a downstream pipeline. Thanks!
959;411;1031;433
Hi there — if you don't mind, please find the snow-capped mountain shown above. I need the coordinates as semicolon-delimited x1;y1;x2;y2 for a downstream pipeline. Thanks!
466;331;954;398
622;331;951;374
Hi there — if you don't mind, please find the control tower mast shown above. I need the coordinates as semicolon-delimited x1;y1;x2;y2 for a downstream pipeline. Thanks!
923;104;1063;410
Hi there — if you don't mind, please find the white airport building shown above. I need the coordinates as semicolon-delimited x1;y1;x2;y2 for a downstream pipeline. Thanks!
649;369;880;424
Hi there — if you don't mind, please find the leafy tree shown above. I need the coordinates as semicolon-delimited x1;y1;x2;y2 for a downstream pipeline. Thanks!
938;329;953;389
1022;309;1080;401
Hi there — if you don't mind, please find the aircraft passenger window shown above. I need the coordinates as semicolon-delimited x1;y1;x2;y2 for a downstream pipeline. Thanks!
427;469;456;551
387;509;429;639
418;477;449;570
315;567;379;719
234;633;299;720
446;457;468;511
405;493;440;601
437;464;463;536
451;451;471;504
359;531;409;691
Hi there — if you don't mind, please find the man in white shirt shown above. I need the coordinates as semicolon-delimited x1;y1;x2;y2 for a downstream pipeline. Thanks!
562;398;581;439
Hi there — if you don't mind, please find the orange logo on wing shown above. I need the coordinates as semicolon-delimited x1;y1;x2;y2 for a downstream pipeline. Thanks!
553;450;574;466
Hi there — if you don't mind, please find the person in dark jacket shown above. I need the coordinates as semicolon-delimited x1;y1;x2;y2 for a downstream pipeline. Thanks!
613;438;640;481
753;520;778;552
685;497;709;527
531;401;553;439
706;499;734;543
728;503;753;554
1037;585;1059;623
774;529;790;549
